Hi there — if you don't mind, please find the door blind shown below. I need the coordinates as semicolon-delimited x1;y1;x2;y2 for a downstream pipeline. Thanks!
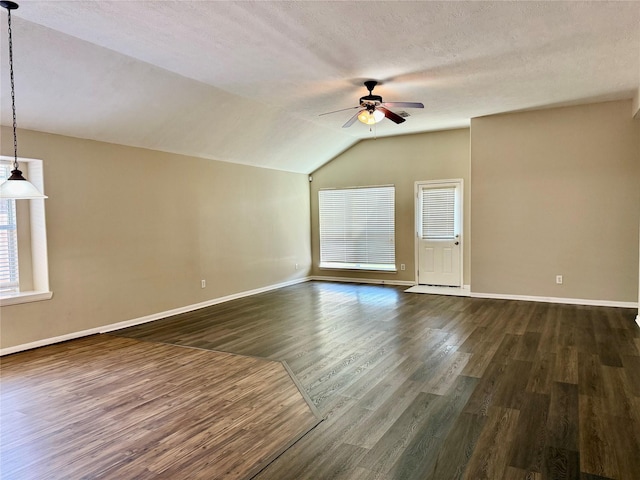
421;187;455;239
319;186;395;271
0;163;19;293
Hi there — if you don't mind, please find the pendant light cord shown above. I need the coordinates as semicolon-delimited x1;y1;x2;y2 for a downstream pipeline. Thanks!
6;7;18;170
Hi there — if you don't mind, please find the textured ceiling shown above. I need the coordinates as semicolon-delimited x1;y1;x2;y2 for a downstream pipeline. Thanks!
1;1;639;173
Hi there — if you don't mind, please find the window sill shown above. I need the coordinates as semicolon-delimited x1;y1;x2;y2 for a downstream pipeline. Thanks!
319;265;397;273
0;291;53;306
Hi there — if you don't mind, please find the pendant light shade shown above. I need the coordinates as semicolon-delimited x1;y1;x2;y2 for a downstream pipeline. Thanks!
0;1;47;200
0;168;47;199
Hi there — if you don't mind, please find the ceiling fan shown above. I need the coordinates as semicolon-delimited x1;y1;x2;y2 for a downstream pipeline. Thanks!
320;80;424;128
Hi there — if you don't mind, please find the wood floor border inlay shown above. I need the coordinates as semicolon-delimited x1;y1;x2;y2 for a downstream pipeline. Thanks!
0;335;321;480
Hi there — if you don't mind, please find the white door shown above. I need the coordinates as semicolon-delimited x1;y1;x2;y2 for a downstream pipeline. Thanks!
416;180;462;286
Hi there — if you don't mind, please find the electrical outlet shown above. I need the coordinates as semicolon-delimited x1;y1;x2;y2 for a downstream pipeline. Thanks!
555;275;563;285
400;264;406;271
295;263;299;270
201;279;206;288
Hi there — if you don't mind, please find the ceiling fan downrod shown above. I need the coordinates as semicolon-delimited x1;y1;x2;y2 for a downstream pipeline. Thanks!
364;80;378;95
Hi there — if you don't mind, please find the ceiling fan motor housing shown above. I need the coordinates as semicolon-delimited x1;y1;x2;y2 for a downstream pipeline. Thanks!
360;95;383;108
361;80;382;108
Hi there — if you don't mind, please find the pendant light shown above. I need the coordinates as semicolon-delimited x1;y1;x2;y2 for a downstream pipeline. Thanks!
0;1;46;200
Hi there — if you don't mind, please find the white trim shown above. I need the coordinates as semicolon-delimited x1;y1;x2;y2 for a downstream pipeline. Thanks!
470;291;638;309
636;314;640;329
405;284;471;297
0;290;53;306
414;178;464;288
310;275;414;287
0;156;51;301
0;277;310;356
5;277;633;356
318;265;397;273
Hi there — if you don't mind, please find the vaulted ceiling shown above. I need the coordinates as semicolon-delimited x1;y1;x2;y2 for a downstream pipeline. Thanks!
1;1;639;173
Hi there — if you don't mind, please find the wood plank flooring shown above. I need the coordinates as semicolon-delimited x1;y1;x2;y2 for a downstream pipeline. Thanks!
0;335;320;480
114;281;640;480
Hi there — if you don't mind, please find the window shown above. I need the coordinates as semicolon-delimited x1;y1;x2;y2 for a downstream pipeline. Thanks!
0;156;51;305
421;186;456;239
319;185;395;271
0;163;19;293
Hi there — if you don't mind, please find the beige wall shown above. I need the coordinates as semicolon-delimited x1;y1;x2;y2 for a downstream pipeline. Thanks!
3;99;637;350
0;128;311;349
310;129;471;285
471;100;640;302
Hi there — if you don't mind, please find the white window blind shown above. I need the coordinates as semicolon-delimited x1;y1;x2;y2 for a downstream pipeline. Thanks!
421;187;455;239
319;185;395;271
0;163;19;293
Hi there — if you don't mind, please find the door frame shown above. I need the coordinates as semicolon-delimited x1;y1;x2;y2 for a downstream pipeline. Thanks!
414;179;464;286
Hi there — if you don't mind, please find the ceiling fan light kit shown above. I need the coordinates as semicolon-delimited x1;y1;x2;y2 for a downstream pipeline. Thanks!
0;1;47;200
319;80;424;129
357;109;384;125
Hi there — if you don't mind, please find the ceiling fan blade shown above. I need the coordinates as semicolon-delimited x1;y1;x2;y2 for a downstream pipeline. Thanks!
319;106;360;116
342;110;363;128
378;107;406;124
381;102;424;109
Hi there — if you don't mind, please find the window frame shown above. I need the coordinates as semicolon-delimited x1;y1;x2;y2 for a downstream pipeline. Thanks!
420;185;458;240
318;184;396;272
0;156;52;306
0;164;20;293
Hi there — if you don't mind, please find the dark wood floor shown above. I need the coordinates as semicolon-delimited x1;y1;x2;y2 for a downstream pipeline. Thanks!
114;281;640;480
0;335;320;479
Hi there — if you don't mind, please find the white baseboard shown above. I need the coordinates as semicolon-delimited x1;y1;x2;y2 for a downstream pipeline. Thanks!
4;277;636;356
309;275;415;287
99;277;311;334
470;291;638;309
0;276;311;357
405;284;471;297
312;279;637;309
